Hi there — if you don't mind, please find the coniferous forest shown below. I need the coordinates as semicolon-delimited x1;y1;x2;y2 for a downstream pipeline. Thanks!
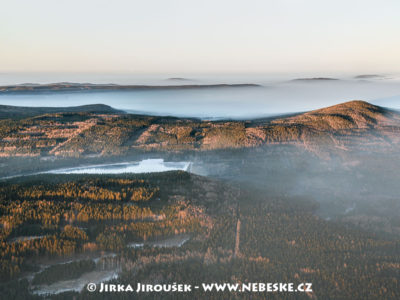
0;171;399;299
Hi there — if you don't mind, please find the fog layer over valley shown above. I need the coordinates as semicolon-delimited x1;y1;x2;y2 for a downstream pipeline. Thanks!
1;74;400;118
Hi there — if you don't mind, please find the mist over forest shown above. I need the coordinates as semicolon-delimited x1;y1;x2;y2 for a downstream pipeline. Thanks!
1;75;400;299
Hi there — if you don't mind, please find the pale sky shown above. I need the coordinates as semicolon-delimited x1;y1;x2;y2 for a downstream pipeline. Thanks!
1;0;400;73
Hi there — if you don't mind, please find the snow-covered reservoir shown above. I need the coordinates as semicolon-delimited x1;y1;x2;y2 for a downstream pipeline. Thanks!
46;159;191;174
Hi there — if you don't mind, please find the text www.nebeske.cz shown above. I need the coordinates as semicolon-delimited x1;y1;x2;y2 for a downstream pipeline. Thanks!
88;282;313;293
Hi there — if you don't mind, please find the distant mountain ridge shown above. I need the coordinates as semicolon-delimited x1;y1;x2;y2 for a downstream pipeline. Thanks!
292;77;339;81
354;74;384;79
0;82;260;93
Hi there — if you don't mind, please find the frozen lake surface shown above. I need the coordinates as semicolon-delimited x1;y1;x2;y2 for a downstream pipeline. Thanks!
46;159;191;174
128;234;191;248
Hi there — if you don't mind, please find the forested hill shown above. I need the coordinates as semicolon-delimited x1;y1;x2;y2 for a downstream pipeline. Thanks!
0;100;399;157
0;104;124;120
272;100;396;130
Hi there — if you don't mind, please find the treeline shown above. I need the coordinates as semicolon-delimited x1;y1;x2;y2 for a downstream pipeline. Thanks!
1;178;160;202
